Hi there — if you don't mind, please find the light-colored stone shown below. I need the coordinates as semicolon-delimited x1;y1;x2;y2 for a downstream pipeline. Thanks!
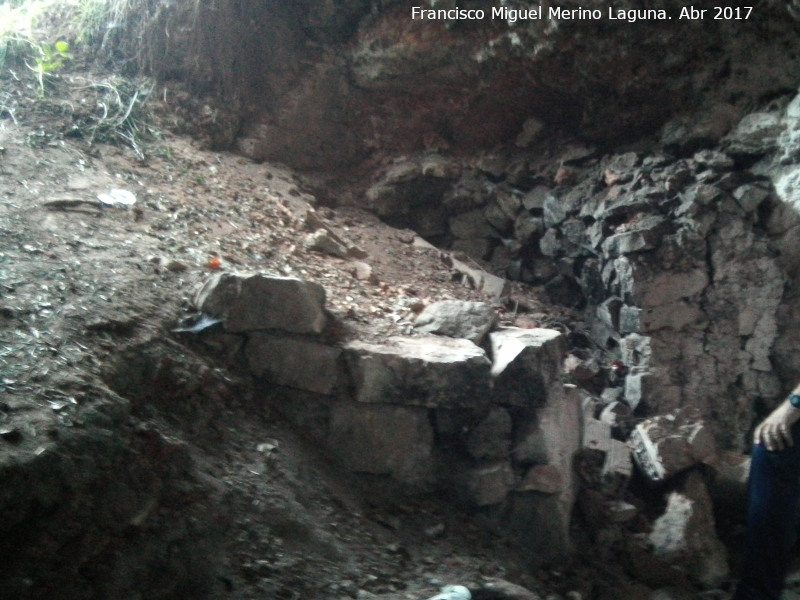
648;471;729;588
619;305;641;334
522;186;553;211
304;228;349;258
246;332;341;395
195;272;327;334
601;216;668;256
597;297;622;331
583;418;613;453
723;111;784;157
599;401;631;426
539;228;560;257
383;160;422;184
620;334;653;369
733;183;770;212
601;439;633;493
485;187;522;232
543;192;569;227
351;261;377;283
414;300;497;345
420;153;461;179
631;411;718;482
343;335;492;408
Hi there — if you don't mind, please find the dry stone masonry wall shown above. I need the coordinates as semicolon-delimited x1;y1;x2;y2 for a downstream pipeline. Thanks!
190;90;800;583
337;90;800;585
195;271;582;565
365;89;800;455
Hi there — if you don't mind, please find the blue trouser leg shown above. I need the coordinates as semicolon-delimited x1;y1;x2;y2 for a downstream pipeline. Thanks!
735;421;800;600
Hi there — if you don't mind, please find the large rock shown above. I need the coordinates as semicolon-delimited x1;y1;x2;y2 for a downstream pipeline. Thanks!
601;216;670;257
414;300;497;345
581;417;633;494
722;111;784;157
631;410;717;482
622;268;709;309
464;460;515;506
507;385;582;563
328;403;434;487
451;255;511;300
246;332;341;395
466;407;513;460
489;328;565;407
648;471;729;588
449;209;495;239
195;272;327;334
343;336;492;408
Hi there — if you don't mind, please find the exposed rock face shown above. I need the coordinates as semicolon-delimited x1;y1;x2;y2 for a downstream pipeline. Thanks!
348;109;800;453
247;332;342;395
648;471;730;588
145;0;800;457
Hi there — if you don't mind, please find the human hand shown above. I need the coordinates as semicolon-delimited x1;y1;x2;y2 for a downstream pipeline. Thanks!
754;400;800;451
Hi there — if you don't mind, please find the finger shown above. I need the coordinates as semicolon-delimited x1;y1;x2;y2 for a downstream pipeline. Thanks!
755;424;767;446
771;432;781;451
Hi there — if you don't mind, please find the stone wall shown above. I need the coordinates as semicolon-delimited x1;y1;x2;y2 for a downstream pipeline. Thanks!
190;93;800;574
195;272;588;566
341;93;800;586
365;90;800;453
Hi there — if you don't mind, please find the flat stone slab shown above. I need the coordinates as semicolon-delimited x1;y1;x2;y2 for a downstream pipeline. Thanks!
343;336;491;408
195;272;327;334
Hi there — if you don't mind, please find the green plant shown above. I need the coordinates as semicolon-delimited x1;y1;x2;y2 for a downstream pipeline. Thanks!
29;39;71;96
